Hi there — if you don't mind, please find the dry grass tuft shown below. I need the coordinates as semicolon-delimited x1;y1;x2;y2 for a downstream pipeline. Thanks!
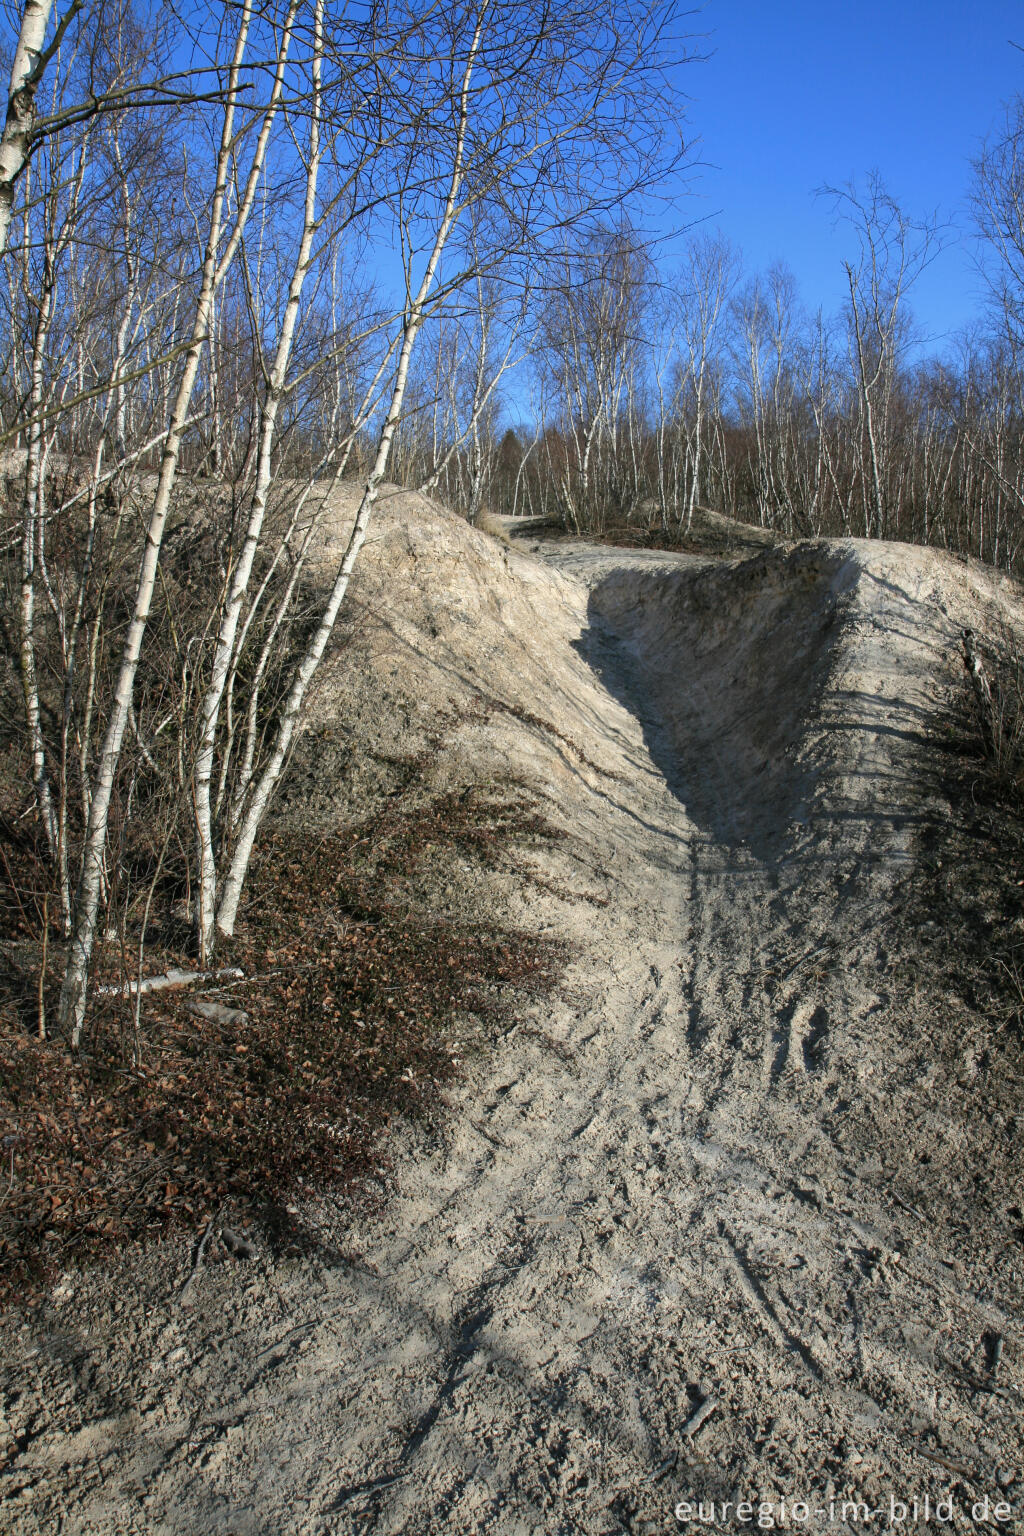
472;509;511;545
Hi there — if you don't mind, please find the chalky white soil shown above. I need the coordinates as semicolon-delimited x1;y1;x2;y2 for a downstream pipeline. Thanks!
2;492;1023;1535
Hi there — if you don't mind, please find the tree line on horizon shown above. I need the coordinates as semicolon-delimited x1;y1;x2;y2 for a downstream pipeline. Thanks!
388;124;1024;574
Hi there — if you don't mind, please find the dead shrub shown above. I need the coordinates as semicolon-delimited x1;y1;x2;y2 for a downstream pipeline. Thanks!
962;629;1024;794
472;509;511;545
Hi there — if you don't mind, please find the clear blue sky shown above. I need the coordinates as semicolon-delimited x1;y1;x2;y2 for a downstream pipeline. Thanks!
664;0;1023;351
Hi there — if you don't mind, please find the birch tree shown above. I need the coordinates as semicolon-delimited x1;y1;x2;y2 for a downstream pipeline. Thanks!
675;232;738;528
58;0;300;1041
973;95;1024;357
0;0;688;1038
0;0;62;256
191;0;325;965
823;176;941;539
215;0;684;937
543;225;655;532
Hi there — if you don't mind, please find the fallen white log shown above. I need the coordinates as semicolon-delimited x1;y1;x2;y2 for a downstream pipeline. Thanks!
96;965;244;998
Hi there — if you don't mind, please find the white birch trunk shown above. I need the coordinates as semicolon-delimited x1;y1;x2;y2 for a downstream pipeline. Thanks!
0;0;58;256
216;14;484;938
58;1;298;1044
19;279;58;862
193;0;322;963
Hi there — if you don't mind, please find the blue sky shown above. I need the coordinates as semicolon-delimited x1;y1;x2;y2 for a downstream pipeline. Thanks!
662;0;1024;351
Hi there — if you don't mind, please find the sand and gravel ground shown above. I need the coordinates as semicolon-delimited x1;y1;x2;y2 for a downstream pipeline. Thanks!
2;493;1023;1534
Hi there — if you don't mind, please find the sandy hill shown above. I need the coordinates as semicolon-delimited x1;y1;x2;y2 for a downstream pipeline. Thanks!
4;490;1023;1534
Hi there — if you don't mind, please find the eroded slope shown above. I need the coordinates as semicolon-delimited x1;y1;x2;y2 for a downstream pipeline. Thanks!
2;507;1023;1536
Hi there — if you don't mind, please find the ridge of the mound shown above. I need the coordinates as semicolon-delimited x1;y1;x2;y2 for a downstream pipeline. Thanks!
4;504;1024;1535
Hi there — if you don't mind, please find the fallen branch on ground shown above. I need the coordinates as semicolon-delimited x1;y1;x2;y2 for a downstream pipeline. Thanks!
96;965;244;998
963;628;994;733
682;1396;718;1437
179;1210;220;1304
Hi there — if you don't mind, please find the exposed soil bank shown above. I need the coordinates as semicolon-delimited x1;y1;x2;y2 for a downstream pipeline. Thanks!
2;498;1023;1535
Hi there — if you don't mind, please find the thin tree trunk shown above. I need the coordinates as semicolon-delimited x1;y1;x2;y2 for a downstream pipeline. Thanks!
0;0;71;256
58;1;297;1044
19;279;59;862
193;0;322;962
216;12;483;938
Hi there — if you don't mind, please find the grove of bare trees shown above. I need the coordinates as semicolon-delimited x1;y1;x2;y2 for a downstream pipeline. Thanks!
421;153;1024;578
0;0;687;1040
5;0;1024;1052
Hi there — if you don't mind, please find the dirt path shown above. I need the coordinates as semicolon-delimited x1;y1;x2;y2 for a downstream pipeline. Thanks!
3;524;1023;1534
